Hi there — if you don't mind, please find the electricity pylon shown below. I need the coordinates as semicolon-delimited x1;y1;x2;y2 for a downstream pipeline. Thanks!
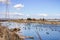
5;0;9;19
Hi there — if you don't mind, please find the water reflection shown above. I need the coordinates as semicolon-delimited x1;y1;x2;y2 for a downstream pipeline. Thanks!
0;22;60;40
46;32;49;35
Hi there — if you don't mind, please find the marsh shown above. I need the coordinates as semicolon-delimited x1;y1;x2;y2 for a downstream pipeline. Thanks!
0;22;60;40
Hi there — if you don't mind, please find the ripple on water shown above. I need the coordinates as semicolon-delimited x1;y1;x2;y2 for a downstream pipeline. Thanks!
0;22;60;40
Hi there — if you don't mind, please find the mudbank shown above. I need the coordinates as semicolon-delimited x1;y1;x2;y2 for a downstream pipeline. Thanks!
0;26;33;40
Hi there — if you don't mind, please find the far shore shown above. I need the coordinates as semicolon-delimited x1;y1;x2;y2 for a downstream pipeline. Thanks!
0;19;60;25
6;19;60;25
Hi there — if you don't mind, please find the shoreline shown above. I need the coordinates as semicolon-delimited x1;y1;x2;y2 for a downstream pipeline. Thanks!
0;19;60;25
6;20;60;25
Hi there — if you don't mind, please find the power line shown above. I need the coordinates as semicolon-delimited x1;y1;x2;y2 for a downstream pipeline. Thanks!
5;0;9;19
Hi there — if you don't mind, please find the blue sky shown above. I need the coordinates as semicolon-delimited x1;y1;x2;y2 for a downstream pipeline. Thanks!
0;0;60;19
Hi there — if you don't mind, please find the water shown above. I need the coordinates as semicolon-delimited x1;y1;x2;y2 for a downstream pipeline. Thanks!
0;22;60;40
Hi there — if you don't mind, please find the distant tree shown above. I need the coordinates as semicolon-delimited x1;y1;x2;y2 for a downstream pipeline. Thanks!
39;18;45;21
32;18;36;21
43;18;44;21
21;18;23;20
42;18;47;21
27;18;32;20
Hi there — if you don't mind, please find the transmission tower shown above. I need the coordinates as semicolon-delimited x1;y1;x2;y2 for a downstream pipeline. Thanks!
5;0;9;19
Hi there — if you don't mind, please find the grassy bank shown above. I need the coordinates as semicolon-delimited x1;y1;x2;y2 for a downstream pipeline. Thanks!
6;19;60;25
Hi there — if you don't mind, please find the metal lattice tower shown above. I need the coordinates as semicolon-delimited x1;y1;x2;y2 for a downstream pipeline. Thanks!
6;0;9;19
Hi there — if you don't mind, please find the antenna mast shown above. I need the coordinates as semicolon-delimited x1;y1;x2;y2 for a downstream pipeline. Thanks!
6;0;9;19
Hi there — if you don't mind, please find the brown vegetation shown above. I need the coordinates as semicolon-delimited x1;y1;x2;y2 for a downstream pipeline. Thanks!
0;18;60;25
0;26;34;40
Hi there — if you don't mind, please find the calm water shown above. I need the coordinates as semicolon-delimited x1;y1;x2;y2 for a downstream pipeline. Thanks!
1;22;60;40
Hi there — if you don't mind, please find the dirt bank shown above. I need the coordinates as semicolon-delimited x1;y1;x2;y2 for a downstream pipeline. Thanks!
0;26;34;40
7;19;60;25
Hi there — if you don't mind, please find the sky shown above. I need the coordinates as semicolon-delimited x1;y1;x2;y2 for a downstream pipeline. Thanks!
0;0;60;19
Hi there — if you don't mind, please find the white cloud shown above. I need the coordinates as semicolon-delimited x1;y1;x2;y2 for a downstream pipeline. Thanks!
0;12;24;16
0;12;24;19
26;14;30;17
55;14;60;16
6;12;22;14
39;13;48;17
14;4;24;9
0;0;10;4
0;0;6;2
8;12;24;15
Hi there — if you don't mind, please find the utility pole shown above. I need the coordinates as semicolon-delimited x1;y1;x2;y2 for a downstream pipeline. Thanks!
6;0;9;20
